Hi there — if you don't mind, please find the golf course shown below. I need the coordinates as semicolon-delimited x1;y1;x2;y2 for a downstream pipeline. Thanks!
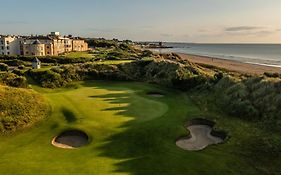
0;80;268;175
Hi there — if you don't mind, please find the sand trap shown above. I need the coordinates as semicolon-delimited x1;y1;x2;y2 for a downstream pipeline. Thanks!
147;92;165;97
52;129;89;149
176;119;226;151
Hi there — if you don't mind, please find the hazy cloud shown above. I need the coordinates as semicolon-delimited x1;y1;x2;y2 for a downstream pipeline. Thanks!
221;26;280;37
225;26;262;32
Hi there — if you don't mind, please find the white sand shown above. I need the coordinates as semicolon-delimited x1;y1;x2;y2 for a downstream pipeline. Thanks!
52;135;88;149
176;125;223;151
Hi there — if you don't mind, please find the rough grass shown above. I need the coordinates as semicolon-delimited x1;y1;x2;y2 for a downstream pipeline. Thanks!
0;85;49;133
0;81;269;175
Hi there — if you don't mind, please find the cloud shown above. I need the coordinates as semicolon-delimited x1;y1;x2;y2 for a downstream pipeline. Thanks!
225;26;262;32
222;26;280;37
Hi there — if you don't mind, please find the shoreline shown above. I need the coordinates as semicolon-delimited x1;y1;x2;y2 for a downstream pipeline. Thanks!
177;53;281;75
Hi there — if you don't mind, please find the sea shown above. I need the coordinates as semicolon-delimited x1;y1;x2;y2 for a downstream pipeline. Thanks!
153;43;281;68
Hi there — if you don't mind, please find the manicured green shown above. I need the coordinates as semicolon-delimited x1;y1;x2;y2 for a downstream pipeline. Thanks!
64;51;94;58
0;81;266;175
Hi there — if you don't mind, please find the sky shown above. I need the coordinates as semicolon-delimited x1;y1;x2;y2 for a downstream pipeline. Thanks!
1;0;281;43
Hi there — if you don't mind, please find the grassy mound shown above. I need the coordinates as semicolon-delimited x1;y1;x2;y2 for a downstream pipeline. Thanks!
213;76;281;131
0;85;49;133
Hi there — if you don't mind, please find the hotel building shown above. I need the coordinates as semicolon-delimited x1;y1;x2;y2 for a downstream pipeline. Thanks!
0;32;88;56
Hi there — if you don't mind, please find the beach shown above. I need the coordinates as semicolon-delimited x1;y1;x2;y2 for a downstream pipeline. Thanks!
178;53;281;75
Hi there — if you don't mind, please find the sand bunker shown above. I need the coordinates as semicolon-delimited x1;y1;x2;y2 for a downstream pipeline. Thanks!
52;129;89;149
147;92;165;97
176;118;226;151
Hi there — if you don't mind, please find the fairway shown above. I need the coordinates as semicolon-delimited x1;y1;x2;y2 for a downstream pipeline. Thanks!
0;81;260;175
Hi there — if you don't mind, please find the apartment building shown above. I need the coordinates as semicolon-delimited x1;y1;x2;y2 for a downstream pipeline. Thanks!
22;36;53;56
0;35;22;55
0;32;88;56
72;37;88;52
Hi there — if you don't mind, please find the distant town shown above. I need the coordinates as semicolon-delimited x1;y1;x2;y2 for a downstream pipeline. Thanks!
0;32;88;56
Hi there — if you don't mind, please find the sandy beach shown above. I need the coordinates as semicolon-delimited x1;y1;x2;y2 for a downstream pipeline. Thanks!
177;53;281;75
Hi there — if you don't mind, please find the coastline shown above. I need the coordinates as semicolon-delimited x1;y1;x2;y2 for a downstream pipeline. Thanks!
177;53;281;75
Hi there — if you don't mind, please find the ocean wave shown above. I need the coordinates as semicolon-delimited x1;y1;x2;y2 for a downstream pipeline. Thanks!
245;62;281;68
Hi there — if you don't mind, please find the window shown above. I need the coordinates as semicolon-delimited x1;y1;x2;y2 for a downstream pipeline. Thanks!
6;41;9;44
7;52;10;55
1;46;4;50
41;52;44;55
47;52;50;54
26;52;29;54
41;47;43;50
1;52;4;55
0;41;3;44
7;46;9;50
46;46;50;49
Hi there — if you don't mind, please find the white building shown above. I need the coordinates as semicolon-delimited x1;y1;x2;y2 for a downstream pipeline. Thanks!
32;57;41;69
0;35;22;56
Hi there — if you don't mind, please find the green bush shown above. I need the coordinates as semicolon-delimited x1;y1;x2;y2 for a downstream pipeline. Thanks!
28;69;66;88
141;50;153;57
0;72;27;88
28;58;212;90
0;63;9;71
213;76;281;131
264;72;280;78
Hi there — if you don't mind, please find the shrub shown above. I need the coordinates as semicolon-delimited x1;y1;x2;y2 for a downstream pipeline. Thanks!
0;63;9;71
212;75;281;131
0;72;27;88
18;65;25;70
28;69;65;88
213;72;224;83
141;50;153;57
87;38;118;48
264;72;280;78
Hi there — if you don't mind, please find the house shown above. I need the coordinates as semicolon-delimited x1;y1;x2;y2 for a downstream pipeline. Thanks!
32;57;41;69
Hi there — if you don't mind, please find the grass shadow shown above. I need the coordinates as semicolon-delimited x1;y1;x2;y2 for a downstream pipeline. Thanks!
84;82;219;175
61;107;77;123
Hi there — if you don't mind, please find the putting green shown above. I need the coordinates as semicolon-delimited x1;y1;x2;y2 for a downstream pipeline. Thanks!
0;81;260;175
